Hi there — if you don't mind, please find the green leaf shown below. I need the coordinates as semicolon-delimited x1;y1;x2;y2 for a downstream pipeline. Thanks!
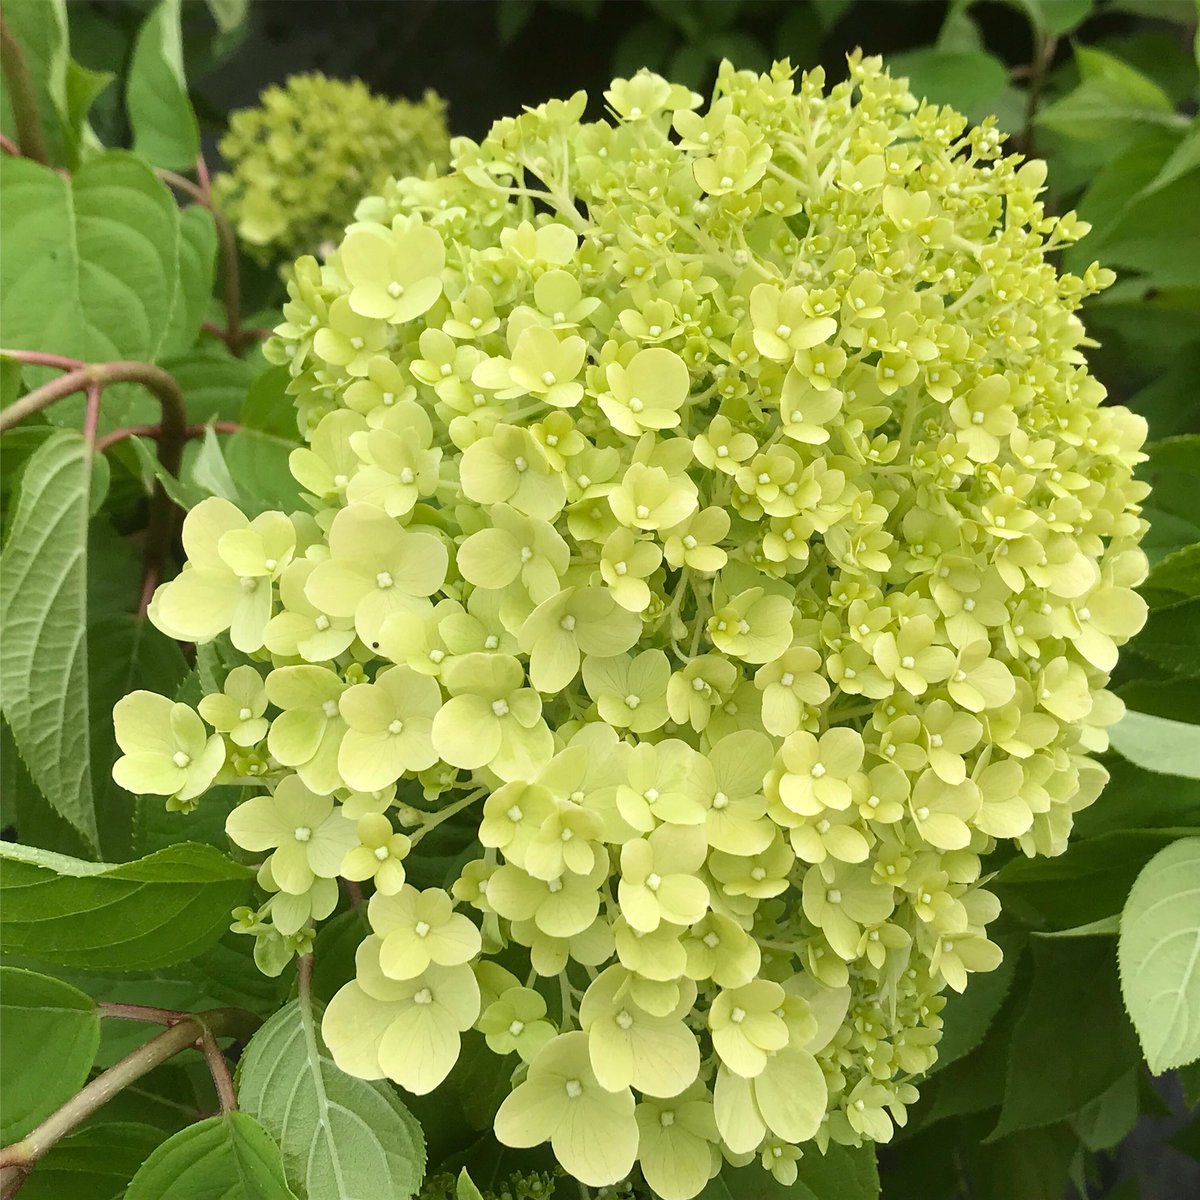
1122;340;1200;442
0;966;100;1143
698;1142;879;1198
969;1123;1078;1200
1131;596;1200;679
205;0;250;33
1032;914;1120;938
1071;1068;1139;1151
0;0;105;168
128;434;210;510
163;206;219;356
125;1111;297;1200
457;1171;485;1200
221;426;304;516
996;829;1197;929
0;841;253;970
1139;435;1200;565
0;430;99;848
1143;543;1200;606
163;344;257;425
0;152;183;423
237;997;427;1200
930;935;1021;1073
990;939;1140;1138
1005;0;1094;35
1074;755;1200;838
1109;709;1200;780
126;0;199;171
189;425;243;503
886;49;1009;121
1037;45;1180;143
1119;836;1200;1073
17;1123;169;1200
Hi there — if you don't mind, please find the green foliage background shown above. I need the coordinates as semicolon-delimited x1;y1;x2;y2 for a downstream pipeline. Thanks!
0;2;1197;1199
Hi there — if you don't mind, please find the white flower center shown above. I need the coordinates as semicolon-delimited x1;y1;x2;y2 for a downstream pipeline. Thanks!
294;826;312;843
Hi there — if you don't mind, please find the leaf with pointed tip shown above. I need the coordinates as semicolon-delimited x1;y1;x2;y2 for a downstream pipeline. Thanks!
1119;837;1200;1073
238;998;426;1200
0;967;100;1143
0;841;253;970
124;1112;297;1200
0;430;99;848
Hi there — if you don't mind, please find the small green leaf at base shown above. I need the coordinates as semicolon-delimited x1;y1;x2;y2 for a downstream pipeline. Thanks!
1119;836;1200;1073
124;1112;297;1200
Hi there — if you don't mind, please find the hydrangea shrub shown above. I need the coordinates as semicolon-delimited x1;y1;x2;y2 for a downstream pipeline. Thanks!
214;72;451;261
114;54;1151;1197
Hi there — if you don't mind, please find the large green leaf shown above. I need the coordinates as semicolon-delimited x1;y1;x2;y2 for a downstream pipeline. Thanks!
1109;709;1200;780
1037;45;1182;143
163;205;218;355
1074;754;1200;838
995;828;1196;928
0;841;253;970
126;0;199;171
885;48;1009;121
1131;596;1200;679
124;1112;297;1200
0;152;188;422
161;344;257;425
18;1123;168;1200
0;430;100;847
990;939;1140;1139
698;1142;879;1198
237;998;426;1200
0;966;100;1143
1119;837;1200;1073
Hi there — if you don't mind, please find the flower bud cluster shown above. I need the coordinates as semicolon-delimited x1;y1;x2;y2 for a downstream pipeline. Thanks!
114;54;1149;1197
214;72;450;261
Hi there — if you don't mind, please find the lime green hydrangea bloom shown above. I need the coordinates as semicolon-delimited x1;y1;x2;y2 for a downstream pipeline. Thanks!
214;73;450;263
117;52;1151;1197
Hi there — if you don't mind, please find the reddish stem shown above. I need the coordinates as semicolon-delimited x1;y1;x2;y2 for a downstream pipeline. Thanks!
98;1002;186;1025
82;384;102;446
94;419;241;455
0;347;87;371
0;131;19;156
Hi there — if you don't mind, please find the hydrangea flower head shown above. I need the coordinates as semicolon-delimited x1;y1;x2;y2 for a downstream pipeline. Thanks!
214;73;451;261
119;54;1150;1198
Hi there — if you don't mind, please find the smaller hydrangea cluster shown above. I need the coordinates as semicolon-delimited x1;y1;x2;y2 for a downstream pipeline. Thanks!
214;72;450;261
114;55;1151;1198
